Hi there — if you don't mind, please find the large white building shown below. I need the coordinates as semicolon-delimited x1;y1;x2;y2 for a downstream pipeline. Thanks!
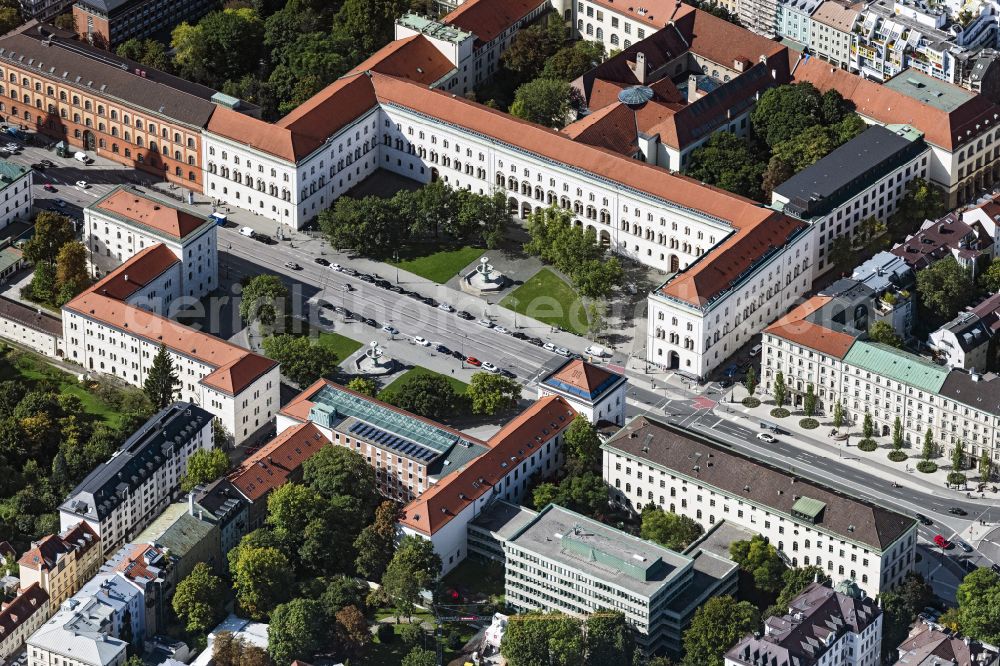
603;416;918;596
536;358;627;426
27;608;127;666
58;402;214;555
84;185;218;294
0;161;31;231
726;581;883;666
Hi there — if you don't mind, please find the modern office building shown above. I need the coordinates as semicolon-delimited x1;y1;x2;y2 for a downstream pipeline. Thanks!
726;581;883;666
58;403;214;555
603;416;918;596
72;0;217;49
18;523;101;609
771;124;930;275
503;503;739;654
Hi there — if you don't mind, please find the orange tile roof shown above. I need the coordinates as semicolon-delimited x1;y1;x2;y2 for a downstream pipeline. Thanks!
65;246;276;396
547;359;620;394
17;522;98;571
659;211;808;307
0;583;47;638
583;0;689;30
792;56;1000;150
228;422;330;502
399;396;575;535
95;188;209;240
562;103;639;156
87;244;178;302
765;295;858;359
206;106;298;162
442;0;546;45
349;35;456;85
810;0;861;31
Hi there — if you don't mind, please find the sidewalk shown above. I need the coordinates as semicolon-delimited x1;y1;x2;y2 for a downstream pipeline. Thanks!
716;388;997;504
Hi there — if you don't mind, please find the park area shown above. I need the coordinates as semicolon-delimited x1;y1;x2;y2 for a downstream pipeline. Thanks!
388;245;486;284
317;330;363;360
384;366;469;396
500;268;589;335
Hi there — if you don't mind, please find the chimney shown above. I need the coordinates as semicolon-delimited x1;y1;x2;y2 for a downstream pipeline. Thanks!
123;274;129;282
635;52;647;84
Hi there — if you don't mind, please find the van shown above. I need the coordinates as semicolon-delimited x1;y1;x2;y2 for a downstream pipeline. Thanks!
239;226;255;238
73;151;92;164
585;344;608;358
749;343;762;356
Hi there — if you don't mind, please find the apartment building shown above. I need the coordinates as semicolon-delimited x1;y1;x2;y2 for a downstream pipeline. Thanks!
0;161;32;232
891;210;995;278
895;618;1000;664
503;504;738;654
0;296;63;359
763;302;1000;464
771;124;930;274
189;479;249;556
603;416;918;596
778;0;822;47
72;0;217;49
573;0;683;52
61;248;280;444
0;584;49;662
927;292;1000;370
84;185;218;290
791;60;1000;207
72;573;144;648
133;502;220;583
726;582;882;666
58;402;213;555
98;543;169;638
536;358;627;426
810;0;861;68
27;608;128;666
0;22;257;191
18;523;100;609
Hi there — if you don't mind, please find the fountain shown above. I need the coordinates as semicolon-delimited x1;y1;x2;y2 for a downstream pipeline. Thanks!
461;256;508;295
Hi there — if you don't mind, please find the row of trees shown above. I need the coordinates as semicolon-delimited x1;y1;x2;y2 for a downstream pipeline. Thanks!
23;212;90;308
321;181;508;257
525;207;623;299
500;612;636;666
686;83;866;202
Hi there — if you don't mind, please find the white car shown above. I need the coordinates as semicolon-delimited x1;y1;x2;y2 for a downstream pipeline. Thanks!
543;342;557;352
477;319;494;328
75;180;88;189
381;324;398;335
481;362;500;373
757;432;777;443
331;263;342;271
494;325;509;335
413;336;430;346
437;303;455;312
556;347;570;357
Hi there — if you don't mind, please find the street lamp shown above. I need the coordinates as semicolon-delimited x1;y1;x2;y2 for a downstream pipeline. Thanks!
511;296;518;328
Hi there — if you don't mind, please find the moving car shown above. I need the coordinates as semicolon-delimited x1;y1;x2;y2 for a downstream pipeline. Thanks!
254;234;275;244
40;159;55;168
284;261;301;270
958;541;973;553
75;180;88;189
43;183;56;192
413;336;430;346
481;362;500;373
30;163;45;171
55;199;66;208
948;507;968;516
500;369;517;379
465;356;482;367
933;534;951;549
239;226;255;237
757;432;776;443
381;324;398;335
915;513;933;526
314;257;330;266
477;319;494;328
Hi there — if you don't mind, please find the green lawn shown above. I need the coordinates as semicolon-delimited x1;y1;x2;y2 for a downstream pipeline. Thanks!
384;366;468;395
388;245;485;283
317;331;363;360
0;347;119;423
500;268;589;335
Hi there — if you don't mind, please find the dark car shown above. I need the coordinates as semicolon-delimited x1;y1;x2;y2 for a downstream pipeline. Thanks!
500;369;517;379
915;513;933;526
436;344;451;354
387;285;403;293
511;331;528;340
450;350;465;360
527;337;544;346
314;257;330;266
718;379;734;388
421;297;438;307
358;273;375;283
374;279;391;289
40;159;55;168
332;305;346;314
363;317;377;327
30;163;45;171
570;353;584;361
405;291;422;299
948;507;968;516
343;309;355;319
456;310;474;320
254;234;275;244
342;267;358;276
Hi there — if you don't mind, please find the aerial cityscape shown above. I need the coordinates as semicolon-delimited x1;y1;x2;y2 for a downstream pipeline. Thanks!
0;0;997;664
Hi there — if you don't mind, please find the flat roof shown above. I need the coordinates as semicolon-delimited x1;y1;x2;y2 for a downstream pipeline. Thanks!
470;500;538;541
884;69;976;113
507;504;692;598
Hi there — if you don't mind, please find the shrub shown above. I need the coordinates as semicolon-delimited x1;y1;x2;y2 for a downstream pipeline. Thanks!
916;461;938;473
799;418;819;430
742;397;761;408
857;439;878;452
888;450;908;462
947;472;967;487
770;408;790;418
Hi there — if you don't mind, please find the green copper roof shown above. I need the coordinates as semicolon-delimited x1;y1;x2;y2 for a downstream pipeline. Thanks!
843;341;948;393
791;497;826;523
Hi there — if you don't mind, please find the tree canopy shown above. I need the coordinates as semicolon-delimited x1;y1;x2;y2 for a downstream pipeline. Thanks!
729;535;788;595
868;321;903;348
382;373;458;418
261;334;340;386
685;132;767;201
268;598;327;664
240;275;288;328
229;543;294;620
143;345;179;410
501;613;585;666
466;372;521;415
955;567;1000;644
172;562;226;634
640;506;705;551
682;596;760;666
916;256;975;322
181;447;230;492
524;207;623;299
510;78;576;129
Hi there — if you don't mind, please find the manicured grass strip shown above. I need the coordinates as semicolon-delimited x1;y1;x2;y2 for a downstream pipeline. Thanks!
317;331;363;360
384;366;469;395
389;245;485;283
500;268;588;336
0;349;118;423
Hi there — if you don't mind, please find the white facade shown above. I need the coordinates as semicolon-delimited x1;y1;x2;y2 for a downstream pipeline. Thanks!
646;224;813;379
574;0;661;51
27;608;127;666
777;0;821;46
0;298;63;358
0;161;32;231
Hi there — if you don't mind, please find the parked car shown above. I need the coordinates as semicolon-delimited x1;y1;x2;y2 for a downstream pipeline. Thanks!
381;324;399;335
374;279;391;289
30;162;44;171
450;350;465;360
362;317;377;327
481;362;500;373
342;267;358;276
421;297;439;307
413;336;430;346
500;369;517;379
556;347;571;357
527;337;544;346
948;507;968;516
314;257;330;266
915;513;933;526
585;344;609;358
40;159;55;168
477;319;494;328
254;234;275;244
543;342;557;352
757;432;776;443
435;344;450;354
55;199;66;208
933;534;951;549
331;263;342;271
457;310;474;320
437;303;455;312
465;356;482;367
511;331;528;340
358;273;375;283
493;326;509;335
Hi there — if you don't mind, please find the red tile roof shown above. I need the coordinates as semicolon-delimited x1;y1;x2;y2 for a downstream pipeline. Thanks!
582;0;689;30
96;189;208;240
764;296;858;359
562;103;640;156
349;35;456;85
274;73;379;160
65;246;276;396
792;56;1000;150
399;396;575;535
0;583;47;638
206;106;298;162
111;544;163;584
442;0;546;45
17;522;98;571
547;359;619;394
228;422;330;502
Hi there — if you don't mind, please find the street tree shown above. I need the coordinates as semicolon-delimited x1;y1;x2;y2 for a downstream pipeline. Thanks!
869;321;903;348
319;194;409;256
923;428;935;460
916;256;975;321
230;544;294;620
743;367;757;396
385;373;457;418
144;345;179;409
380;535;441;622
729;535;788;595
240;275;288;328
467;372;521;416
24;211;74;265
510;78;574;129
261;334;339;386
953;440;966;471
268;598;327;665
773;371;787;409
345;377;379;397
979;449;993;482
892;417;904;451
586;612;635;665
501;614;584;666
803;383;816;417
833;401;844;430
640;506;704;551
562;415;601;472
863;411;875;440
955;567;1000;644
172;562;226;634
353;501;398;580
682;596;760;666
55;241;89;304
180;448;230;492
